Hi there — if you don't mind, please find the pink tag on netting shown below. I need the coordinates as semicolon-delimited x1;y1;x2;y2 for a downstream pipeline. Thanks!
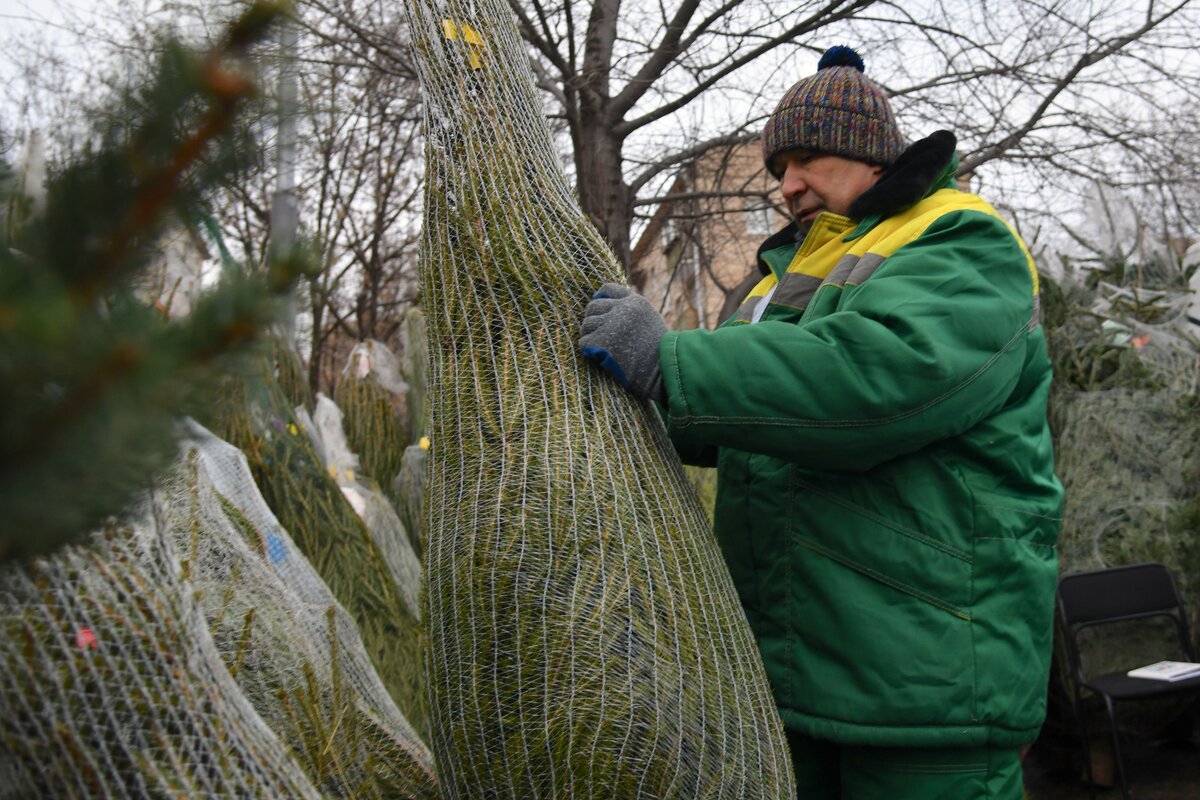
74;627;99;650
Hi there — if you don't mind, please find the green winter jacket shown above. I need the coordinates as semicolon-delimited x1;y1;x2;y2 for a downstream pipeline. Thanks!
660;131;1063;749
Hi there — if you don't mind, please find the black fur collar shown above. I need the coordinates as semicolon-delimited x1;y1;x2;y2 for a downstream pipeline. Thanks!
847;130;957;220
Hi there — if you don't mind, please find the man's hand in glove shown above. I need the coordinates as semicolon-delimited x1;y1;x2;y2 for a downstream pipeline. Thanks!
579;283;667;403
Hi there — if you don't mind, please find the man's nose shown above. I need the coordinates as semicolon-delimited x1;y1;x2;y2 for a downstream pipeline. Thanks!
779;162;807;202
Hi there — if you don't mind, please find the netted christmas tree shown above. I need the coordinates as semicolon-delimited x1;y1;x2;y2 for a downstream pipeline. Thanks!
208;349;428;736
1045;246;1199;614
0;422;440;798
399;307;430;444
394;440;430;558
396;309;433;555
0;509;326;798
312;391;423;617
334;340;416;509
170;422;436;797
405;0;794;796
334;337;430;558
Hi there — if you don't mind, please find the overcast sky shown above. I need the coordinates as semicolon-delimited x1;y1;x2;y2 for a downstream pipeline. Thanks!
0;0;86;38
0;0;91;83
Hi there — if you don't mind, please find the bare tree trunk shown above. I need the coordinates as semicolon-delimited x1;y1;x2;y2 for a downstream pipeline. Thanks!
308;285;325;392
575;118;633;267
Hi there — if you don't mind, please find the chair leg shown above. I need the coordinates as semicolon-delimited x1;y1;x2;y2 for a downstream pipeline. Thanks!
1071;689;1098;799
1102;695;1132;800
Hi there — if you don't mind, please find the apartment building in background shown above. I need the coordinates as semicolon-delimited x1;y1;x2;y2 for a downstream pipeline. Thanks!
628;139;783;332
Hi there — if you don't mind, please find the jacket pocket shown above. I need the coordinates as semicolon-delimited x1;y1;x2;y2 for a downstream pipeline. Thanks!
780;470;978;732
790;473;974;618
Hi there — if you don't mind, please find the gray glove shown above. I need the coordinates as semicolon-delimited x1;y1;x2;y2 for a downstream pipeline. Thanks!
579;282;667;403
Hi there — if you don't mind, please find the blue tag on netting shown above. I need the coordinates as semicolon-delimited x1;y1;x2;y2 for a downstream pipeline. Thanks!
266;533;287;563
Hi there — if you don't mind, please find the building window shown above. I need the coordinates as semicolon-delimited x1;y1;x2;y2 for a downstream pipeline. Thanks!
744;200;774;236
661;216;680;250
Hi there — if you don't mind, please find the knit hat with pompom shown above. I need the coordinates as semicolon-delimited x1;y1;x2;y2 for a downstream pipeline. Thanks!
762;45;905;177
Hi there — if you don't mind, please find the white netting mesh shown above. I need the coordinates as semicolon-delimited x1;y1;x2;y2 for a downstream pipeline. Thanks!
314;393;363;479
0;506;323;798
0;410;441;797
335;340;421;521
295;405;330;466
174;421;437;796
406;0;794;795
345;340;410;397
1055;387;1198;567
209;362;427;734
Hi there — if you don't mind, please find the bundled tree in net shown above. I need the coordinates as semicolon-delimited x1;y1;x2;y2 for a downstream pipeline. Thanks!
399;307;430;444
392;309;433;555
1044;243;1199;603
394;440;430;559
404;0;794;796
169;422;437;797
312;391;423;616
333;336;430;556
0;508;325;798
208;352;428;736
335;339;415;510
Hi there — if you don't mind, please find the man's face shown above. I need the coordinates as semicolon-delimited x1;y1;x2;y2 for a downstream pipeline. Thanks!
776;149;883;226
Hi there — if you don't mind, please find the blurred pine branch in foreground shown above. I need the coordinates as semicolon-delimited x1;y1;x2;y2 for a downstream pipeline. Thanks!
0;1;315;563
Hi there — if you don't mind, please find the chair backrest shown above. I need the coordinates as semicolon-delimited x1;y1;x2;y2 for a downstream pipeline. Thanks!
1059;563;1183;626
1057;562;1195;669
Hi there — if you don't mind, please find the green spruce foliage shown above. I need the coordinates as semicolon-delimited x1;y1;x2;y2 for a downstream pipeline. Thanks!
1043;251;1200;598
334;350;410;501
169;435;437;797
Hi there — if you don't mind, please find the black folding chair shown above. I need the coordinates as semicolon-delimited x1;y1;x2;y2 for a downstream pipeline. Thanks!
1057;562;1200;800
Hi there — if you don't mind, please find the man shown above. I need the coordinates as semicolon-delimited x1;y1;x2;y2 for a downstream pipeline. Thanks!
579;45;1063;799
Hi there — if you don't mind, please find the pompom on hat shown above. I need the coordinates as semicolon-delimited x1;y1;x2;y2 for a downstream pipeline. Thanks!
762;45;905;177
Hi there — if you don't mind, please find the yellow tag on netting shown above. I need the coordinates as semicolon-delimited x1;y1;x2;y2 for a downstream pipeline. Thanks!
440;19;485;69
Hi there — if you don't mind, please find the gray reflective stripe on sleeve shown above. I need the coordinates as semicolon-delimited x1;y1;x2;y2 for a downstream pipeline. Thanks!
770;272;823;310
847;253;886;285
822;253;858;288
734;295;763;323
1029;293;1041;330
